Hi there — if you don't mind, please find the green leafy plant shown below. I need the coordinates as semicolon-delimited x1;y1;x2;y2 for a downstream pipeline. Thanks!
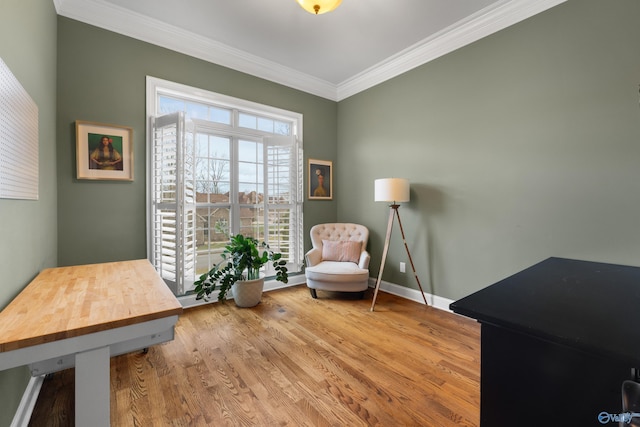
194;234;288;302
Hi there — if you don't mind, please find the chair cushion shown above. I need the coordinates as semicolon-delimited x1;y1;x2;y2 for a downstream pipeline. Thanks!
322;240;361;263
305;261;369;283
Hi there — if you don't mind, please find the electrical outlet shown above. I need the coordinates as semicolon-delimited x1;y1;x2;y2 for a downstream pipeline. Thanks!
400;262;406;273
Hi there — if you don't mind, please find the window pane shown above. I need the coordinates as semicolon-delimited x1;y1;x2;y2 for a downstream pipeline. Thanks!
195;207;230;275
210;107;231;125
211;181;230;203
238;112;256;129
238;184;261;204
195;134;209;157
210;135;230;159
274;121;290;136
209;159;231;194
258;117;273;133
239;206;264;241
238;140;257;162
239;162;262;186
158;96;184;115
186;102;208;120
194;134;231;203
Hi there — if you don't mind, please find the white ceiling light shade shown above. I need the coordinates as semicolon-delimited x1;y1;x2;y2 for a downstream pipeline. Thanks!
296;0;342;15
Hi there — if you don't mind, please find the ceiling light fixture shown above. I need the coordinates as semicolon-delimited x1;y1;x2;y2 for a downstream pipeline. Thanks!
296;0;342;15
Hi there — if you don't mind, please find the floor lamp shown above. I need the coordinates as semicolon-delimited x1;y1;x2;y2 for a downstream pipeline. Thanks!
370;178;429;311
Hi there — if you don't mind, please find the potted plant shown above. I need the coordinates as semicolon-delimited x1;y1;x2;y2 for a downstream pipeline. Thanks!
194;234;288;307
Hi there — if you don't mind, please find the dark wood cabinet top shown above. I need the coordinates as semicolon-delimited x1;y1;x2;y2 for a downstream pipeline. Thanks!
450;257;640;365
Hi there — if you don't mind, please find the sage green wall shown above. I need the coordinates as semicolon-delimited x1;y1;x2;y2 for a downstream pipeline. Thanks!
56;17;337;266
338;0;640;301
0;0;58;425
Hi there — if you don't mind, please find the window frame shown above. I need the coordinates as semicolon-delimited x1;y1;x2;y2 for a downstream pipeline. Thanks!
146;76;304;296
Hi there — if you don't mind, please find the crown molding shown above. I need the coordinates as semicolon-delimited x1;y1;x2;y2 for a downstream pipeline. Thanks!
55;0;566;102
336;0;567;100
54;0;338;100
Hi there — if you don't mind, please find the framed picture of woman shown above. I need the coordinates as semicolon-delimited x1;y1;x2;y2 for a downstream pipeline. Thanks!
308;159;332;200
76;120;133;181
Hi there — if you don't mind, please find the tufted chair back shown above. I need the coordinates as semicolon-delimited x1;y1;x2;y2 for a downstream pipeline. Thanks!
309;223;369;254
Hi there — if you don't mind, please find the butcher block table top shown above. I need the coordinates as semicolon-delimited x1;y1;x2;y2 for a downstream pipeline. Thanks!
0;259;183;353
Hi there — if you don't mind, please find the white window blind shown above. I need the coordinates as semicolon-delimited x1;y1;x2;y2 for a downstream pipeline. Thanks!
0;58;38;200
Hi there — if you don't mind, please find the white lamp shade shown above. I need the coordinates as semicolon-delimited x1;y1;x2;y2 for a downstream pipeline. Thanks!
374;178;410;203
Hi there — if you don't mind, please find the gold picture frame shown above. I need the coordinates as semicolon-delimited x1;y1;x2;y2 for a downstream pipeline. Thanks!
308;159;332;200
76;120;133;181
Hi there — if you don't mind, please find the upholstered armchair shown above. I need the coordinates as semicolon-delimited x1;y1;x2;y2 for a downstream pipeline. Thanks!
304;223;370;298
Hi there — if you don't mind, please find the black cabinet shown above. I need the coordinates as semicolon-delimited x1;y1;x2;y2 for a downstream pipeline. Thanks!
451;257;640;426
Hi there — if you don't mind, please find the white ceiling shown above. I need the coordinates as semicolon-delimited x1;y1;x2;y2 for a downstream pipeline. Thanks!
54;0;565;101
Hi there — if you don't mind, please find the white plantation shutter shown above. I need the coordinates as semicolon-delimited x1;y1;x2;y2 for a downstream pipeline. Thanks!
264;136;303;276
150;112;196;295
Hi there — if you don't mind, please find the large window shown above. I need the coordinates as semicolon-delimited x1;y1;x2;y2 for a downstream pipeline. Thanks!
147;77;303;296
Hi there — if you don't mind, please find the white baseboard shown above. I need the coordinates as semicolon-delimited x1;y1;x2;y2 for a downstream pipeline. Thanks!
11;374;44;427
368;278;455;313
179;275;453;311
179;274;453;312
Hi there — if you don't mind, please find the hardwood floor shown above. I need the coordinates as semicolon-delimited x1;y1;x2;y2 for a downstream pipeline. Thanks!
29;285;480;426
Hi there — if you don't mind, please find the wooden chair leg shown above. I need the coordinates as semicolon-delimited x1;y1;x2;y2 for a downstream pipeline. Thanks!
309;288;317;299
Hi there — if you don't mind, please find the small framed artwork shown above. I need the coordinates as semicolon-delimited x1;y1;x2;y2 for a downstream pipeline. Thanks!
308;159;332;200
76;120;133;181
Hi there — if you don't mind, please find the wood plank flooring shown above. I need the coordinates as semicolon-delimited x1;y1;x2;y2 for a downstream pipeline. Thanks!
29;285;480;426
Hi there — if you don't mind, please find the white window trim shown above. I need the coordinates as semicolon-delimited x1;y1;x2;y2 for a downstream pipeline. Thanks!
145;76;304;296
